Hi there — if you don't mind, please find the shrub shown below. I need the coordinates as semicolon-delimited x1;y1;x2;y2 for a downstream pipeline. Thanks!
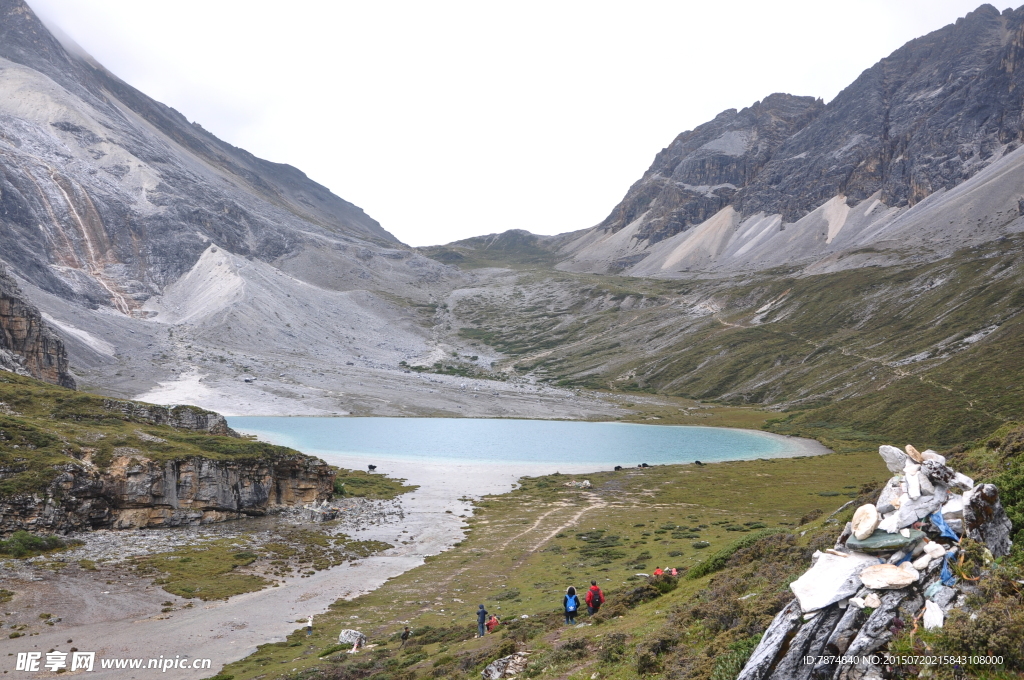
687;530;785;580
0;531;68;558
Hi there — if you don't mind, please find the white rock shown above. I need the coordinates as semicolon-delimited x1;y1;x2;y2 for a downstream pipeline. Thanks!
912;554;933;570
953;472;975;490
899;563;920;581
923;541;946;559
879;445;908;473
905;444;924;463
789;551;881;612
904;462;922;500
851;504;880;540
941;495;964;520
877;512;900;534
922;450;946;464
923;600;944;629
849;596;866;609
860;564;919;589
864;593;882;608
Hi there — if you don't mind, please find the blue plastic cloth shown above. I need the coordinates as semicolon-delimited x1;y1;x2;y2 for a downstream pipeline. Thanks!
940;553;957;586
929;510;960;541
895;552;914;565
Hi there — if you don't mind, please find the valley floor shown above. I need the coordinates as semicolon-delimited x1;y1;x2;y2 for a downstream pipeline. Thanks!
0;439;829;678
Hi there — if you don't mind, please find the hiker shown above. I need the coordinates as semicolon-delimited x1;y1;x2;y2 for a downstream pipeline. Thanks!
477;604;488;637
670;567;678;577
399;626;411;648
306;614;314;637
652;567;664;577
563;586;581;625
486;614;500;633
585;580;605;615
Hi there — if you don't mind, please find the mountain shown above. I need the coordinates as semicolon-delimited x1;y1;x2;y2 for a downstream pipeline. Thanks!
557;4;1024;275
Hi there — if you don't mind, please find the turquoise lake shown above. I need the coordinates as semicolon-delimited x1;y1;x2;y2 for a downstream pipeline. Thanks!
226;417;799;467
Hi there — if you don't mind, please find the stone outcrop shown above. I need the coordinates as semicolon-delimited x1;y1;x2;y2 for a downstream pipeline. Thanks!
0;263;76;389
101;399;236;436
737;444;1013;680
0;451;334;534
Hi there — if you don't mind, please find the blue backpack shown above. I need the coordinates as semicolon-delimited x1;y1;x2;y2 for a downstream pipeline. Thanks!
566;595;578;612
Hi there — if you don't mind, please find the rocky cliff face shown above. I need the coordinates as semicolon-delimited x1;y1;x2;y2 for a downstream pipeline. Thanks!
101;398;235;436
0;262;75;388
561;4;1024;275
595;94;824;245
0;451;334;534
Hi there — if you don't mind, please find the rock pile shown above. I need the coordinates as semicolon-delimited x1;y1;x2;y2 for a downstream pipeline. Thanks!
738;444;1013;680
481;652;529;679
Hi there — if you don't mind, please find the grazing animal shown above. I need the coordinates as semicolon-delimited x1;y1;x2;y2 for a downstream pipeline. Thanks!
640;463;650;468
694;460;704;466
614;465;623;471
368;465;377;472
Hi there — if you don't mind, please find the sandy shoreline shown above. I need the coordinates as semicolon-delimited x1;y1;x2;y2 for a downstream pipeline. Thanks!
0;431;828;678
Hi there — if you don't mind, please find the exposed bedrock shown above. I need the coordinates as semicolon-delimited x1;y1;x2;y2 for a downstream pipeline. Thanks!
0;452;334;535
0;262;75;388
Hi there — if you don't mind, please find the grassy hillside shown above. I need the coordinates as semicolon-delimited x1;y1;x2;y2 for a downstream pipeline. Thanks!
213;422;1024;680
441;235;1024;445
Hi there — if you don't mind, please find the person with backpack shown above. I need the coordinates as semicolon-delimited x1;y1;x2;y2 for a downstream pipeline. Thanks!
585;580;605;615
563;586;581;625
399;626;411;648
476;604;488;637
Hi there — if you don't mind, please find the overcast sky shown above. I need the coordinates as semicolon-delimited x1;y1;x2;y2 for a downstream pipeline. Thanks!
29;0;996;246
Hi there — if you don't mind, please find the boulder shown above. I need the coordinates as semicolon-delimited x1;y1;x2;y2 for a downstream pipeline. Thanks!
859;564;919;589
905;444;924;463
921;450;946;464
789;551;880;612
878;445;908;473
338;629;368;649
963;484;1014;557
846;528;924;554
851;504;880;540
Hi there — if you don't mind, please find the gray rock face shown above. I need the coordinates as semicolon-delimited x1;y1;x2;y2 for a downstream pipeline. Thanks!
560;4;1024;276
101;398;235;436
593;93;824;245
0;262;75;388
0;450;334;534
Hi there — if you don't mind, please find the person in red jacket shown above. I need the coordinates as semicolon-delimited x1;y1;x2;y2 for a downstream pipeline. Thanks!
585;580;605;615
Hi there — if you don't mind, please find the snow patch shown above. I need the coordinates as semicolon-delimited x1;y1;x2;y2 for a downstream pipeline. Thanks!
823;196;851;244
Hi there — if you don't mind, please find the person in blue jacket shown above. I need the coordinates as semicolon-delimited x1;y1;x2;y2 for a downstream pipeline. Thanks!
563;586;580;625
477;604;488;637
